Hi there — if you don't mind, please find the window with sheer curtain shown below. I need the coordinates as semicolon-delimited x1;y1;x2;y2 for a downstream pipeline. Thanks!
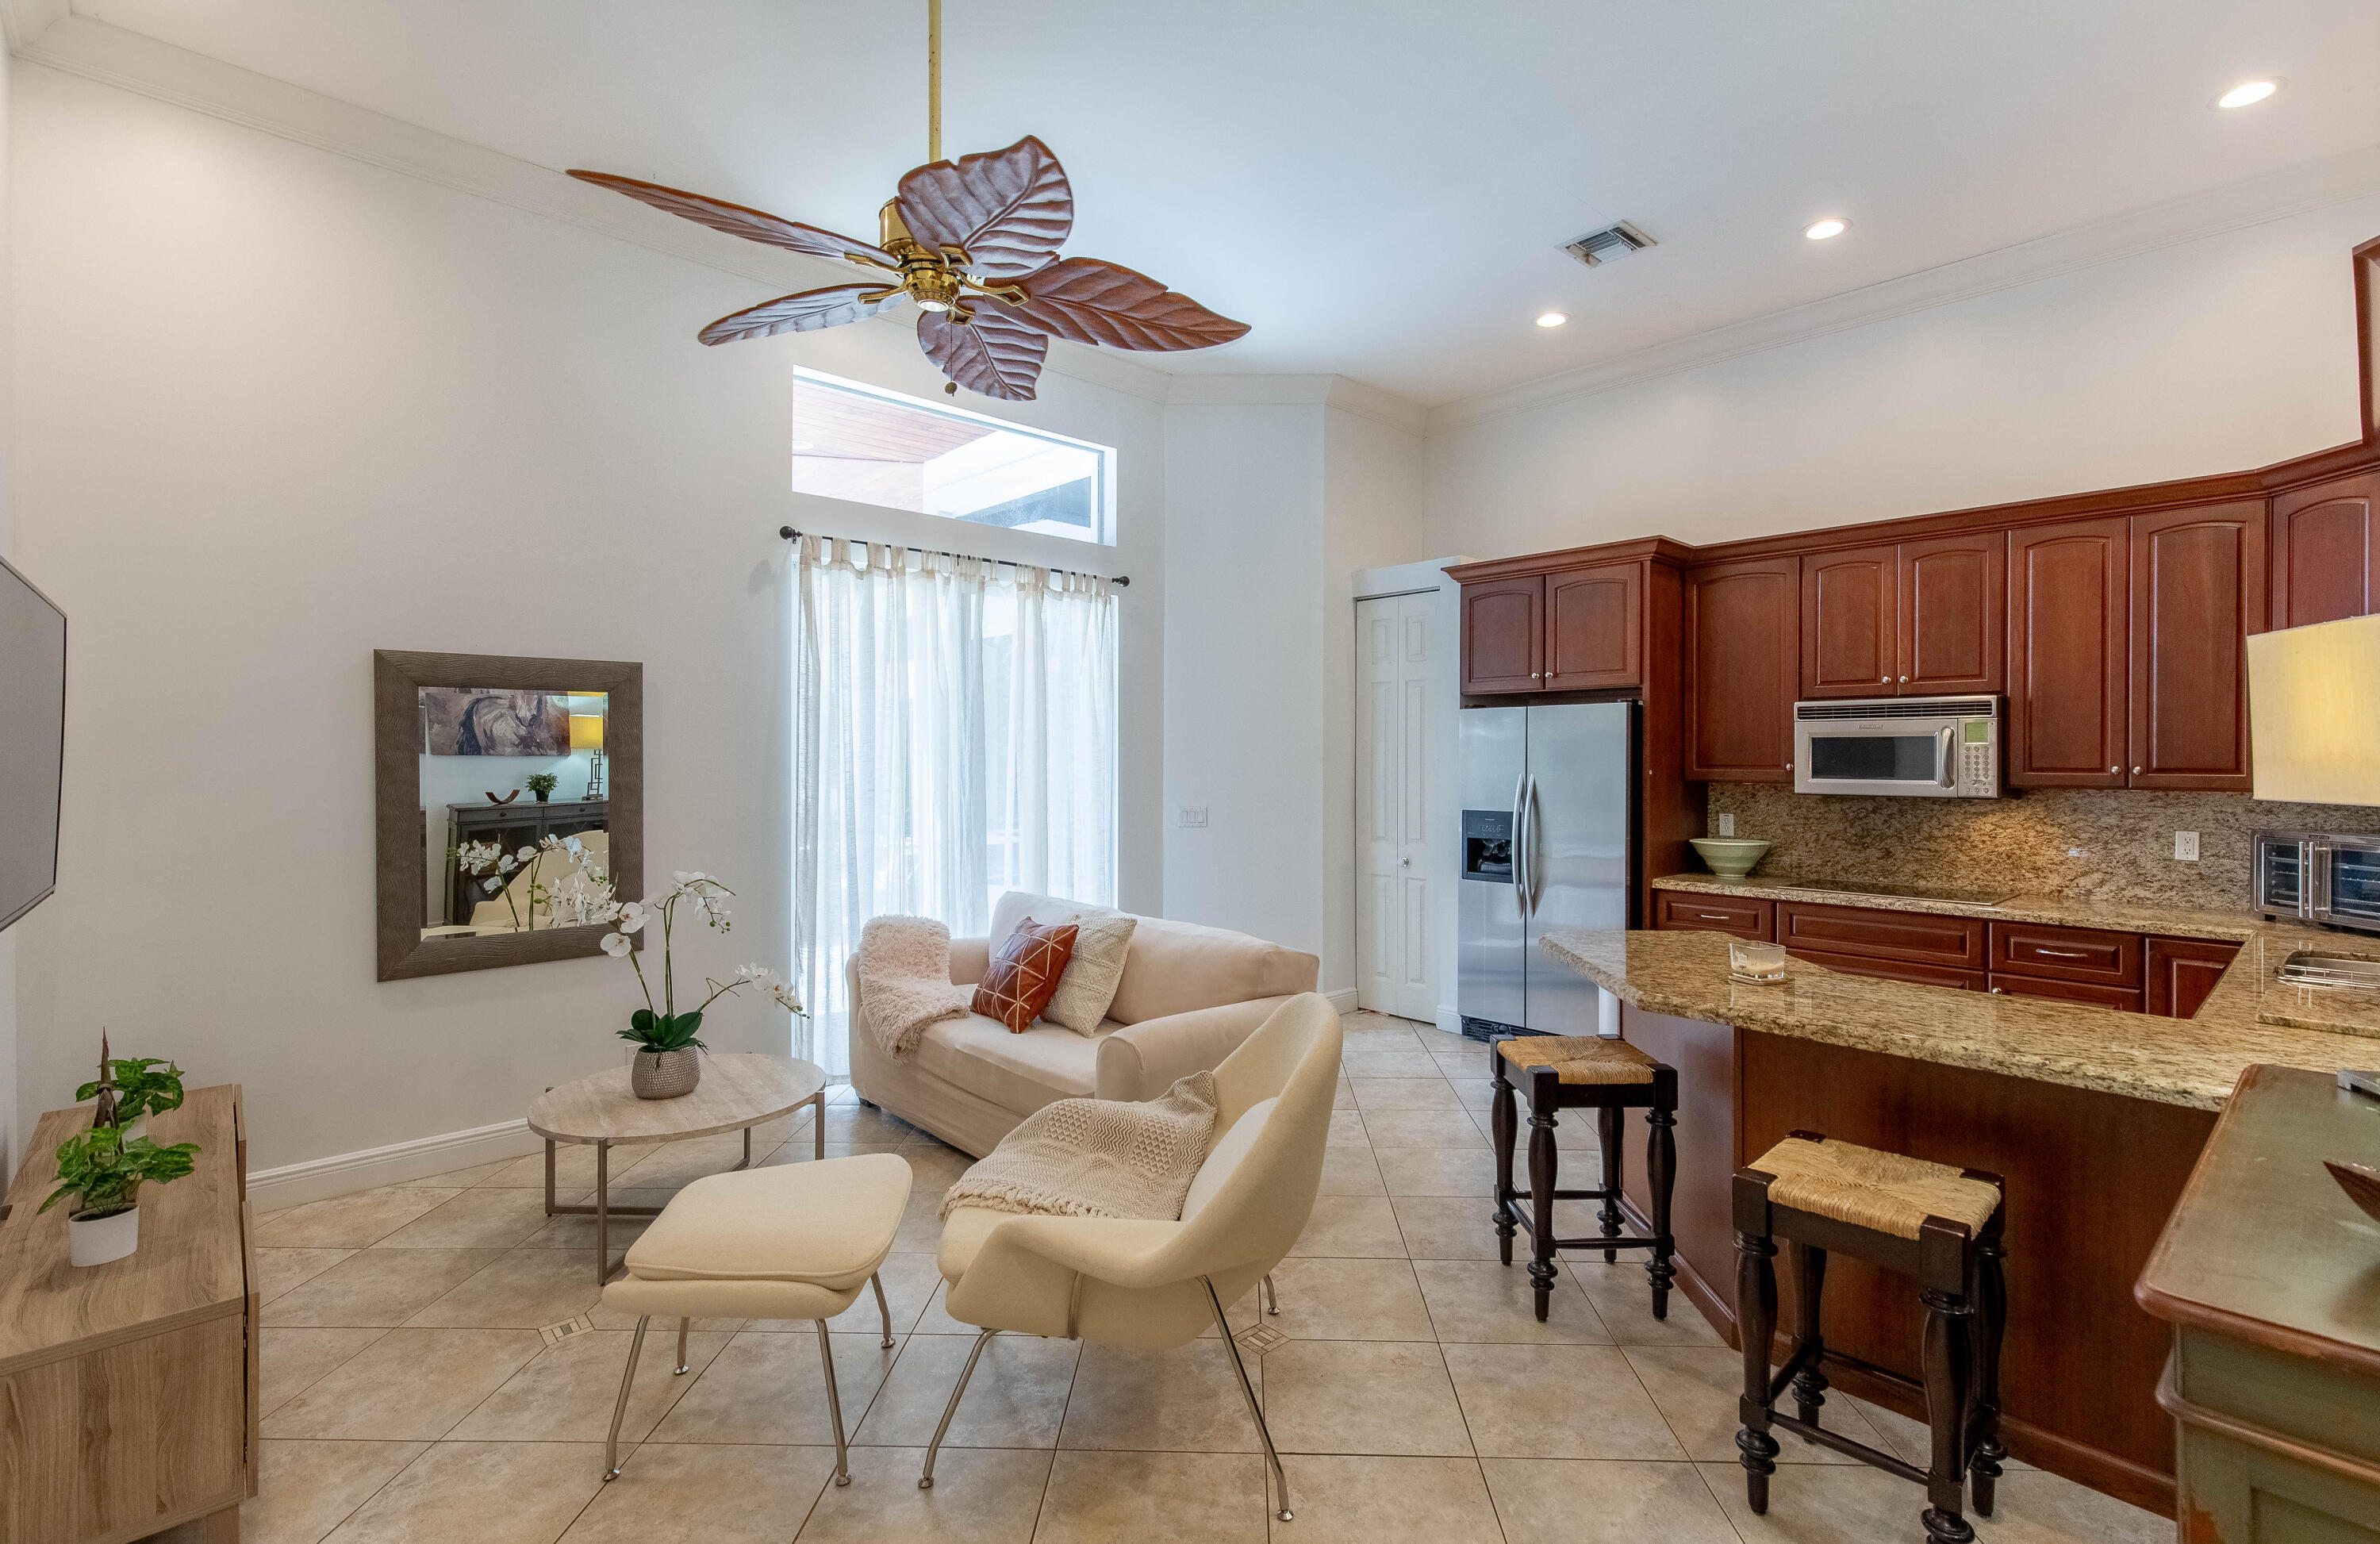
790;534;1118;1066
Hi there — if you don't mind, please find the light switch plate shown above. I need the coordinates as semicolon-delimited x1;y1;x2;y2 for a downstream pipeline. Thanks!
1178;806;1208;828
1717;813;1735;836
2174;831;2199;862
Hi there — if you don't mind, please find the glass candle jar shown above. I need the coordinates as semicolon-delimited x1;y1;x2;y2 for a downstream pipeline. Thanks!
1729;939;1789;982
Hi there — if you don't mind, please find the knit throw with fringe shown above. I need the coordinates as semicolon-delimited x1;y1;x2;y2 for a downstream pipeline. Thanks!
939;1073;1219;1222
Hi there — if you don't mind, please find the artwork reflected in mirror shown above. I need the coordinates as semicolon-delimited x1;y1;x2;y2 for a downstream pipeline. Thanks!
375;652;640;981
419;688;614;939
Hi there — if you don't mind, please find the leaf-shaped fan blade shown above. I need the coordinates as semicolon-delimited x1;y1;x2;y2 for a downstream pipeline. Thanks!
896;136;1073;279
919;307;1050;401
697;284;903;346
1002;258;1250;351
568;171;890;266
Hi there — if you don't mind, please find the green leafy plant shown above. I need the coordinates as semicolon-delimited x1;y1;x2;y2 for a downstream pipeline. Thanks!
525;773;559;799
620;1006;707;1054
78;1056;186;1125
40;1126;200;1219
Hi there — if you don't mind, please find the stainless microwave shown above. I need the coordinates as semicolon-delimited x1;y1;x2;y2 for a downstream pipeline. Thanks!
1792;696;2002;798
2253;830;2380;934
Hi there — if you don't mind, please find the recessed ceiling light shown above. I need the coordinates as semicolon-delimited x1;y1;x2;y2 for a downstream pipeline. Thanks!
1536;311;1569;328
1803;217;1849;241
2214;79;2282;109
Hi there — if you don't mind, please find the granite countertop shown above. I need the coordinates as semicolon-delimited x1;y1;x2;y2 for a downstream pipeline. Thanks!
1539;924;2380;1111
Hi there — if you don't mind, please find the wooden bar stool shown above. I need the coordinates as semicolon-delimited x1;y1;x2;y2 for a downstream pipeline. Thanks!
1488;1033;1678;1322
1733;1131;2008;1544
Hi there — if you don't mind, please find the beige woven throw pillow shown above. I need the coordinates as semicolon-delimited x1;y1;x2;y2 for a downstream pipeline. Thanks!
1043;912;1138;1035
938;1071;1219;1221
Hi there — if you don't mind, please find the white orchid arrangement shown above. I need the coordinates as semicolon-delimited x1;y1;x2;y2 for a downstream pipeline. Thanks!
601;871;803;1055
451;832;609;931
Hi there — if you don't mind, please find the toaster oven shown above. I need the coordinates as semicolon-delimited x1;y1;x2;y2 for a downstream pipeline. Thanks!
2254;830;2380;934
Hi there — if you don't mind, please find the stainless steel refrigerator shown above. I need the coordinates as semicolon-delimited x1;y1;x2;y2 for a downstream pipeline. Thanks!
1457;701;1634;1039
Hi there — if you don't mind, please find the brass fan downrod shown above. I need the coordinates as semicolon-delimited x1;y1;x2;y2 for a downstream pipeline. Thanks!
927;0;942;163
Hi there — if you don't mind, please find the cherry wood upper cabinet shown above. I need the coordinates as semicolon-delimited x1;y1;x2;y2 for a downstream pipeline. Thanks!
1544;561;1644;690
1460;574;1542;693
1800;544;1897;697
2271;472;2378;630
2008;518;2128;788
2129;502;2264;790
1685;556;1800;782
1899;532;2006;695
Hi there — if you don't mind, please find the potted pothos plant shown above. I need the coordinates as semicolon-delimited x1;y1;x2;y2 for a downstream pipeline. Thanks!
41;1125;201;1266
78;1054;185;1143
599;871;802;1098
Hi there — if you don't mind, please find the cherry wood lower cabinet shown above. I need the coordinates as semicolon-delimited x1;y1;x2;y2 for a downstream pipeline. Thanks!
0;1088;256;1544
1651;891;1773;940
1987;919;2141;988
1795;949;1987;991
2145;936;2241;1020
1987;972;2145;1012
1773;901;1986;970
1618;1008;2211;1517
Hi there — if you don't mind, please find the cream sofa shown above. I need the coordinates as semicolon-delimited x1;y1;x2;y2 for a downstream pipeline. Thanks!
846;890;1320;1156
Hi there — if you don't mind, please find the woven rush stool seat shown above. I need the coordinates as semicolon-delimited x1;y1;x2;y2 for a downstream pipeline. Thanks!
1495;1035;1656;1085
1490;1033;1677;1324
595;1152;912;1489
1734;1131;2007;1544
1748;1135;2000;1240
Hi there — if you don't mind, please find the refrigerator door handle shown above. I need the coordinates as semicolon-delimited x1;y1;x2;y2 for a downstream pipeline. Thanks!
1524;772;1542;915
1511;772;1530;916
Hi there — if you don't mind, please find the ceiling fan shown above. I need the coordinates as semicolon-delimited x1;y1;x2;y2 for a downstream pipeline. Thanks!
568;1;1247;401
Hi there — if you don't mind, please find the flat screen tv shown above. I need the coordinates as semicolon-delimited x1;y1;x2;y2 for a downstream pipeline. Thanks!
1;552;65;931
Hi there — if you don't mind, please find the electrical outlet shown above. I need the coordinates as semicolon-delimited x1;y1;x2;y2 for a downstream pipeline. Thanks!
2174;831;2199;862
1178;806;1208;828
1717;813;1735;836
2066;847;2088;858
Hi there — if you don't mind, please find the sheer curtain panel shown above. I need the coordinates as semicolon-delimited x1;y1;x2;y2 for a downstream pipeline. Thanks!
793;535;1117;1063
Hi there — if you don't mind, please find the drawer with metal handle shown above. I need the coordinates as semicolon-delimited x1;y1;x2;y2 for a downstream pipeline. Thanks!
1653;892;1773;942
1987;920;2143;988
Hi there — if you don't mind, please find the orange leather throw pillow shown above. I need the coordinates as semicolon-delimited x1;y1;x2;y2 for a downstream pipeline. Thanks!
973;917;1080;1033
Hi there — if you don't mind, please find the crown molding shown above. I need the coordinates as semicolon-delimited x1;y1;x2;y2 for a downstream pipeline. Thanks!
1429;141;2380;436
13;14;1178;405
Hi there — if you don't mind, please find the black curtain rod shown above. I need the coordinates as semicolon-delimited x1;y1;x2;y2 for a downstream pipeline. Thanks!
778;526;1128;586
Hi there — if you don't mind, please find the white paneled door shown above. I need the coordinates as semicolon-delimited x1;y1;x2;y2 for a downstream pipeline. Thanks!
1357;593;1438;1020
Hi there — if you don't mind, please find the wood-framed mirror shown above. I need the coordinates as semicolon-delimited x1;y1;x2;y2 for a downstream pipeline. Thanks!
374;651;643;981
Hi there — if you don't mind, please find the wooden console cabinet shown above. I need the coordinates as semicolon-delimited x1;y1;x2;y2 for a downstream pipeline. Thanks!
0;1087;256;1544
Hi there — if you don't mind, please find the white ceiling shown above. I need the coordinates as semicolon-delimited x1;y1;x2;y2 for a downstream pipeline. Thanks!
53;0;2380;407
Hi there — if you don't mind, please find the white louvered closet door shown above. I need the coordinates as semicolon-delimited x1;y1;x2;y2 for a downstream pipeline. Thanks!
1357;593;1438;1020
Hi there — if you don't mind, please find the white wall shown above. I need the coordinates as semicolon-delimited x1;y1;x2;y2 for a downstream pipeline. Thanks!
6;63;1166;1176
0;45;17;1193
1425;195;2380;558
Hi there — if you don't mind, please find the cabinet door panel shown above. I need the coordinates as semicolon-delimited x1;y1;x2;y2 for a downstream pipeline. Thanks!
1987;973;2144;1013
1653;891;1773;940
1901;532;2006;694
2144;936;2240;1019
1685;558;1800;782
1801;543;1898;698
1545;562;1642;689
2008;519;2127;788
1775;901;1986;967
2271;473;2378;630
1461;575;1542;693
2129;502;2263;791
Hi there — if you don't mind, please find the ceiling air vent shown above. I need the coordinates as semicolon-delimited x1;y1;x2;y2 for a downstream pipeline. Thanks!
1563;221;1656;267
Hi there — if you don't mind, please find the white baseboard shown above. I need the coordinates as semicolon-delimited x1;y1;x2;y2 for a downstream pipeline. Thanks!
1323;988;1361;1012
247;1117;545;1211
1435;1005;1462;1039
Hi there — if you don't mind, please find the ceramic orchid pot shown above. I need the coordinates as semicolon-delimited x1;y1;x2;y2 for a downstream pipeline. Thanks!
631;1047;701;1100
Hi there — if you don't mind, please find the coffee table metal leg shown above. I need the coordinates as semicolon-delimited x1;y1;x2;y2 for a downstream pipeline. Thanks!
815;1091;827;1161
595;1139;611;1285
740;1127;753;1170
544;1139;557;1217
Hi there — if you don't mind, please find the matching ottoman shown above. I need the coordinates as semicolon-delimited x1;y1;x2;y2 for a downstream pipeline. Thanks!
599;1151;912;1486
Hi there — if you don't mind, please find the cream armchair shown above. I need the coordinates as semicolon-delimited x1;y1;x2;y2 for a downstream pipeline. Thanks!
922;993;1342;1522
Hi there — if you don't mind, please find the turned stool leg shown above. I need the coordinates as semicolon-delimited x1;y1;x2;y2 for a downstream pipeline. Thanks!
1526;1067;1561;1321
1967;1216;2009;1517
1787;1242;1829;1427
1491;1050;1519;1268
1645;1077;1677;1320
1595;1105;1625;1262
1733;1177;1781;1515
1919;1219;1978;1544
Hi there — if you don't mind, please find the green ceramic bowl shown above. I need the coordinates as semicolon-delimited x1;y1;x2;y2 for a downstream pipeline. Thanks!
1689;837;1771;880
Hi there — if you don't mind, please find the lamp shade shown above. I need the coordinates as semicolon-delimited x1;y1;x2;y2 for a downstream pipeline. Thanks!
2248;613;2380;805
569;714;605;752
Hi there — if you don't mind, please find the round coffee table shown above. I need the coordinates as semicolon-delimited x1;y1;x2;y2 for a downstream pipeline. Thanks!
528;1052;827;1282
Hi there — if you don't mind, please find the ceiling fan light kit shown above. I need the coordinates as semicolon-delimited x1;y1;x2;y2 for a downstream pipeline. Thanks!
567;1;1246;401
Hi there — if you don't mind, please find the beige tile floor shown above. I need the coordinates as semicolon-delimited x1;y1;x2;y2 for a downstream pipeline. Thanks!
149;1012;2171;1544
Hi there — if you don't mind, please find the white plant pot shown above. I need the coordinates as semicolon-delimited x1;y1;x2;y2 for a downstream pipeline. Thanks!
68;1205;140;1267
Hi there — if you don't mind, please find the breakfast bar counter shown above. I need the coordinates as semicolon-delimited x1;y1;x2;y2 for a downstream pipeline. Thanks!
1531;924;2380;1519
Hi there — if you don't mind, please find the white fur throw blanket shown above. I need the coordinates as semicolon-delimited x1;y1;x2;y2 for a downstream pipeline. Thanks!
858;915;972;1058
940;1073;1220;1221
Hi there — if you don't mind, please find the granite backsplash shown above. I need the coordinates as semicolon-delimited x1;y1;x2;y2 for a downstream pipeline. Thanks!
1702;784;2380;914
